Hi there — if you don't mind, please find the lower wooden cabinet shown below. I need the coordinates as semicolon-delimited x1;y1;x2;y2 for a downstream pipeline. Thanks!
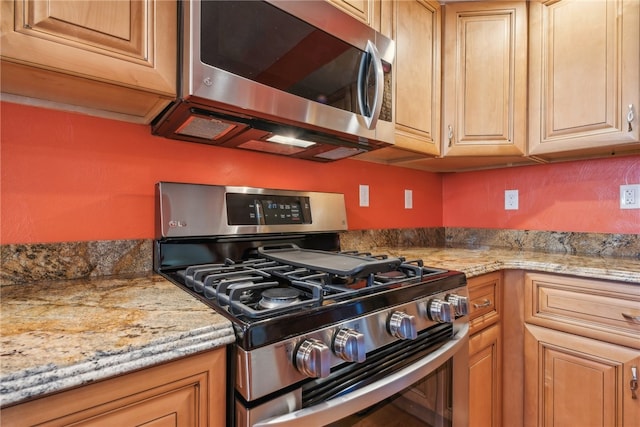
469;323;501;427
468;272;502;427
1;348;227;427
523;272;640;427
524;324;640;427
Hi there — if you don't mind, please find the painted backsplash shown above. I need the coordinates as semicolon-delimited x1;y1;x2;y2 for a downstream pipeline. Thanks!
443;156;639;234
0;102;442;244
1;101;638;245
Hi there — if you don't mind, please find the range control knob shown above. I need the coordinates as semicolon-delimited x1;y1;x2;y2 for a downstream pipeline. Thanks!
427;299;454;323
295;339;331;378
388;311;417;340
446;294;469;316
333;328;366;363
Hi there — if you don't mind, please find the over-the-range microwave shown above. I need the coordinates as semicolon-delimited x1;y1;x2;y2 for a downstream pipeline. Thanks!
152;0;395;162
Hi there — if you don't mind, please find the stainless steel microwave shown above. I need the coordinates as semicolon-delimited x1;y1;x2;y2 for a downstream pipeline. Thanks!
152;0;395;162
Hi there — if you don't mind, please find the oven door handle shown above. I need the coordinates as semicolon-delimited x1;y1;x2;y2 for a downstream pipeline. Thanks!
253;323;469;427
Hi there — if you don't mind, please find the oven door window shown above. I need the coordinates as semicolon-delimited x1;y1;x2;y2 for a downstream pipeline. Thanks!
326;360;453;427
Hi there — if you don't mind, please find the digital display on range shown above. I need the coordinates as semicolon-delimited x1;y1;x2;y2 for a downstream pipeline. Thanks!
226;193;312;225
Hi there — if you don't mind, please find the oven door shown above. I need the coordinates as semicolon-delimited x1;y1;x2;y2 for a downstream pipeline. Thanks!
248;324;469;427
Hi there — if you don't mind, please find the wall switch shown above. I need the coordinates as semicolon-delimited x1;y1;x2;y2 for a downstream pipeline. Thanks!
404;189;413;209
620;184;640;209
359;184;369;207
505;189;519;210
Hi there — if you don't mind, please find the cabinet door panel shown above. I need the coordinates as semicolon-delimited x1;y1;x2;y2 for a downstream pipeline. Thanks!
23;1;143;57
469;324;501;427
528;0;640;158
442;1;527;157
394;0;441;156
1;0;176;124
524;324;640;427
326;0;373;26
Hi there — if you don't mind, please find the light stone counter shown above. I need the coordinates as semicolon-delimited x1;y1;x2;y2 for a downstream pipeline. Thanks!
1;244;638;408
0;273;235;407
360;247;640;283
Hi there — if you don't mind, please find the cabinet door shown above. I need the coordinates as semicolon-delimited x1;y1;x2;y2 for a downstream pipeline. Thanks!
524;324;640;427
528;0;640;159
1;349;226;426
326;0;380;29
441;1;527;157
469;324;502;427
354;0;441;164
0;0;176;123
394;0;442;156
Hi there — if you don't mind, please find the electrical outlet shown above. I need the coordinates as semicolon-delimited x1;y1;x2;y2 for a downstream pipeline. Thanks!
620;184;640;209
505;189;519;210
359;184;369;207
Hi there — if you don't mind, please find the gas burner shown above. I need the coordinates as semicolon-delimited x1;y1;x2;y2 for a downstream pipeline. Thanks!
259;288;302;309
375;270;408;282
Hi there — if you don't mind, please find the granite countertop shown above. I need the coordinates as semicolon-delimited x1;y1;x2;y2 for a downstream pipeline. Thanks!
1;247;639;408
0;273;235;407
366;247;640;283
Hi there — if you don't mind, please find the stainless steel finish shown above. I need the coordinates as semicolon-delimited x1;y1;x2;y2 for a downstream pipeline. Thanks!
428;299;454;323
333;328;366;363
157;182;347;238
631;366;638;399
250;323;470;427
473;299;492;309
357;41;384;130
295;339;331;378
447;294;469;316
388;311;418;340
235;286;468;401
178;0;395;145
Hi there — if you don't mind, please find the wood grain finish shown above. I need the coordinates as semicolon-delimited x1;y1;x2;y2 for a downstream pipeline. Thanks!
523;272;640;427
525;272;640;349
441;1;527;157
469;324;501;427
393;0;441;156
1;349;227;427
468;272;503;427
0;0;176;124
524;324;640;427
355;0;442;164
528;0;640;159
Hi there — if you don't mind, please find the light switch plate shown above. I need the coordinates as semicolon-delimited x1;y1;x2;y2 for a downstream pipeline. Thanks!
404;190;413;209
359;184;369;207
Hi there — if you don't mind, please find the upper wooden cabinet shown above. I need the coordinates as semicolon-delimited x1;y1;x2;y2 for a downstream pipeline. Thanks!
0;0;176;124
355;0;442;164
528;0;640;160
326;0;381;29
391;0;442;157
441;1;528;157
356;0;533;171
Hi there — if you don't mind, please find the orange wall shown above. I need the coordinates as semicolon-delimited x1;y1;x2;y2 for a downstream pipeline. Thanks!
0;102;442;244
442;156;640;234
2;102;639;244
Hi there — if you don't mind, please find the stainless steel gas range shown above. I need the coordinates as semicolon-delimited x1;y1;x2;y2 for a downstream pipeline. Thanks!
154;182;469;427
